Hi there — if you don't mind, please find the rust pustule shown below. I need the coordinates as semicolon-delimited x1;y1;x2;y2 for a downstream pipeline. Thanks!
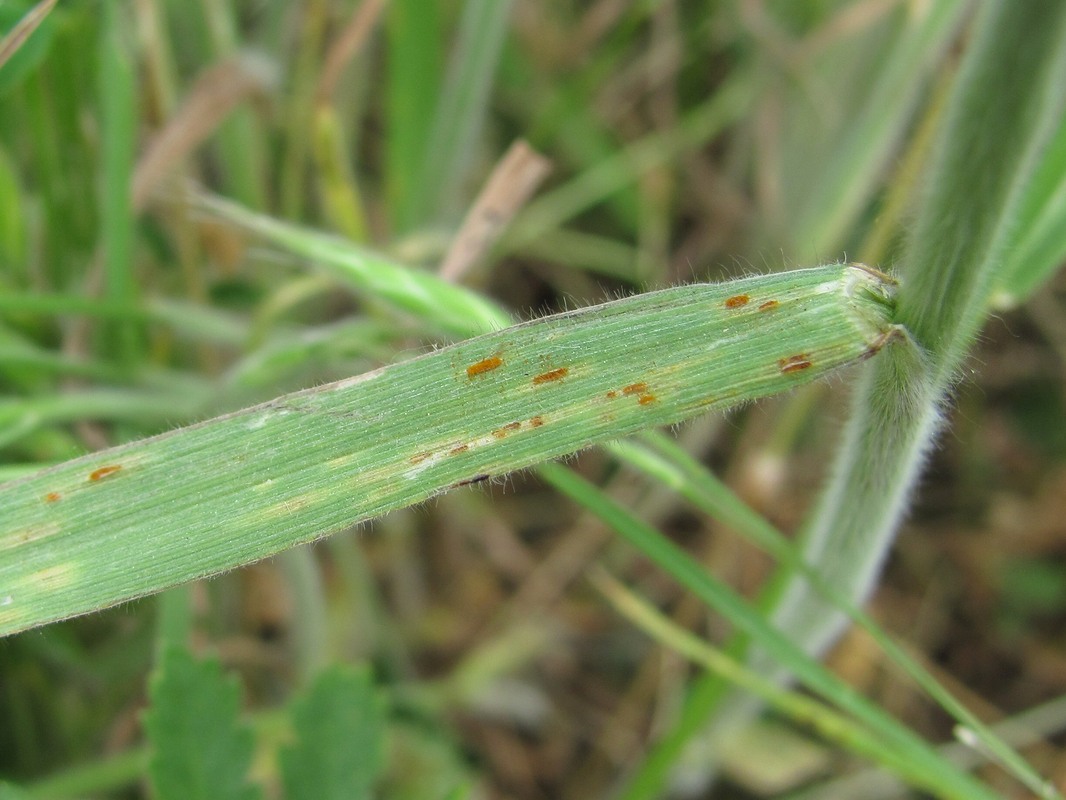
532;367;568;385
778;354;813;374
493;421;522;438
725;294;750;309
88;465;123;482
466;355;503;378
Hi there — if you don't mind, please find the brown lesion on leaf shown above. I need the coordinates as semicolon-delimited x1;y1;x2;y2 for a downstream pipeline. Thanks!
758;299;780;311
43;492;62;503
532;367;568;385
493;421;522;438
530;415;545;427
410;452;432;464
452;474;490;488
725;294;750;309
88;465;123;482
466;355;504;378
778;354;813;374
611;381;655;405
449;443;469;455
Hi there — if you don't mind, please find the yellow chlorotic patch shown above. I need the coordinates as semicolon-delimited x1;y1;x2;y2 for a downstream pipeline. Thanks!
19;563;77;592
246;486;337;524
326;453;359;470
0;606;24;628
0;522;61;552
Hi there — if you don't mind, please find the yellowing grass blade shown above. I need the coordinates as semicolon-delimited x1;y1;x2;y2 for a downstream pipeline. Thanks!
0;264;899;636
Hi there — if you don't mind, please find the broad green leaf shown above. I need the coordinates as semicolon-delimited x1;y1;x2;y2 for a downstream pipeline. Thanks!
280;664;386;800
143;645;261;800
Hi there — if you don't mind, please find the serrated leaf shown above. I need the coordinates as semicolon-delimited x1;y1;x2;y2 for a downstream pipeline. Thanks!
143;645;261;800
280;664;385;800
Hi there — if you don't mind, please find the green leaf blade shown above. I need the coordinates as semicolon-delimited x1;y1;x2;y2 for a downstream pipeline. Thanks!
0;264;897;636
280;665;386;800
144;646;261;800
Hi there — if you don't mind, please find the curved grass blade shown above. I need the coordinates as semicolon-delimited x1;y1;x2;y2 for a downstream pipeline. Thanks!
0;264;897;636
0;0;57;77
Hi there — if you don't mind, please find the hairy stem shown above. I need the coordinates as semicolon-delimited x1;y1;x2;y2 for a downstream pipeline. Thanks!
767;0;1066;666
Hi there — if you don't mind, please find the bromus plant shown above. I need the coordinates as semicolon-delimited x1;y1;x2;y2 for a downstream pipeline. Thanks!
0;261;900;636
4;1;1066;799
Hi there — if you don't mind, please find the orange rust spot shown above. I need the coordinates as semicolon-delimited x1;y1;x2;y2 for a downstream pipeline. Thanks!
449;444;469;455
637;393;657;405
605;390;618;399
530;415;545;427
88;465;122;482
466;355;503;378
622;382;648;396
758;299;780;311
778;354;813;374
493;421;522;438
532;367;568;385
725;294;750;309
410;452;431;464
44;492;62;503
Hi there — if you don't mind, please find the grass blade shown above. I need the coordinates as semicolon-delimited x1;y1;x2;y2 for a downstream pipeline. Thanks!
385;0;443;232
413;0;515;227
781;0;968;256
98;0;139;365
770;0;1066;661
0;0;57;77
997;113;1066;306
198;193;509;337
0;264;895;636
763;6;1066;796
540;465;998;800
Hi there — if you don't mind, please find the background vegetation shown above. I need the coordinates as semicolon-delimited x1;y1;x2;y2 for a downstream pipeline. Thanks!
2;0;1066;798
